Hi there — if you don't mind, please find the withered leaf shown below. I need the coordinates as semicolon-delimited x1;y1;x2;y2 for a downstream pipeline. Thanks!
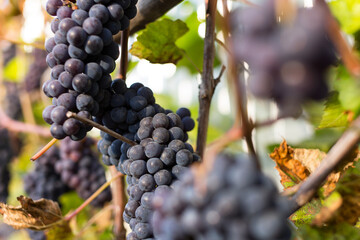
0;196;62;230
269;140;310;188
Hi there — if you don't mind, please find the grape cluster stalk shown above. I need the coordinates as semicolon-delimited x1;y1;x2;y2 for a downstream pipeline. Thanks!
43;0;137;140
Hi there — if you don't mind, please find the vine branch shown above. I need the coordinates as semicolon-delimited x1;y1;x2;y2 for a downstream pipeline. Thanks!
0;108;51;137
221;0;260;168
119;28;130;80
196;0;220;158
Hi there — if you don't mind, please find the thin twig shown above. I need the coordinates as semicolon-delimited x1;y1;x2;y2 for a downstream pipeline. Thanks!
30;138;58;161
221;0;260;169
316;0;360;77
0;108;51;137
183;50;202;74
66;111;137;146
119;28;130;80
291;116;360;212
0;37;45;50
64;172;123;221
196;0;219;158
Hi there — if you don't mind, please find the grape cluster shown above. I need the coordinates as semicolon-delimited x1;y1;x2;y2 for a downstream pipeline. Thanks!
97;78;196;172
3;82;22;120
152;154;292;240
0;128;13;203
24;48;48;92
55;137;112;207
121;112;199;239
24;146;69;202
231;2;337;116
42;0;137;140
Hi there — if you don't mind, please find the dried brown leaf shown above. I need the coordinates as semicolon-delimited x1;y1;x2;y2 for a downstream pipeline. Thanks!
270;140;310;188
0;196;62;230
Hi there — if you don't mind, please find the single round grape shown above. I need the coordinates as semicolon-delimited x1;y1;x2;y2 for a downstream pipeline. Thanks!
168;140;185;152
77;0;94;11
46;0;63;16
154;169;172;186
63;118;81;135
85;35;104;55
107;3;124;21
134;223;152;239
54;30;68;45
135;205;151;223
169;127;185;141
82;17;103;35
146;158;163;174
89;4;109;23
129;95;147;111
129;184;144;201
46;52;58;68
144;141;162;158
57;6;73;20
57;93;77;111
139;174;156;192
47;80;67;98
51;64;65;79
58;71;73;89
182;116;195;132
76;94;94;111
176;107;191;119
124;200;140;218
59;18;77;34
167;113;183;129
160;147;176;166
171;165;187;179
50;106;68;124
65;58;84;75
52;44;70;63
152;127;170;144
85;62;102;81
176;149;193;166
50;123;67;139
127;144;146;160
119;15;130;31
125;5;137;19
130;160;147;178
45;37;56;53
71;9;89;25
66;26;87;47
105;20;121;35
72;73;92;93
43;105;56;124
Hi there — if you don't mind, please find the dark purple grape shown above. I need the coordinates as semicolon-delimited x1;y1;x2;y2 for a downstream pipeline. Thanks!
85;35;104;55
68;45;88;60
52;44;70;63
50;123;66;139
45;37;56;53
107;3;124;21
83;17;103;35
72;73;92;93
57;6;73;20
71;9;89;25
63;118;81;135
46;0;63;16
67;26;87;47
89;4;109;23
59;18;77;33
50;106;68;124
65;58;84;75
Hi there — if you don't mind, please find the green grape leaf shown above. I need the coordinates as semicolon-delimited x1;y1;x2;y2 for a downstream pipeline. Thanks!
3;57;28;82
297;223;360;240
46;220;73;240
318;92;349;129
333;66;360;115
290;199;322;227
329;0;360;34
130;18;189;64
